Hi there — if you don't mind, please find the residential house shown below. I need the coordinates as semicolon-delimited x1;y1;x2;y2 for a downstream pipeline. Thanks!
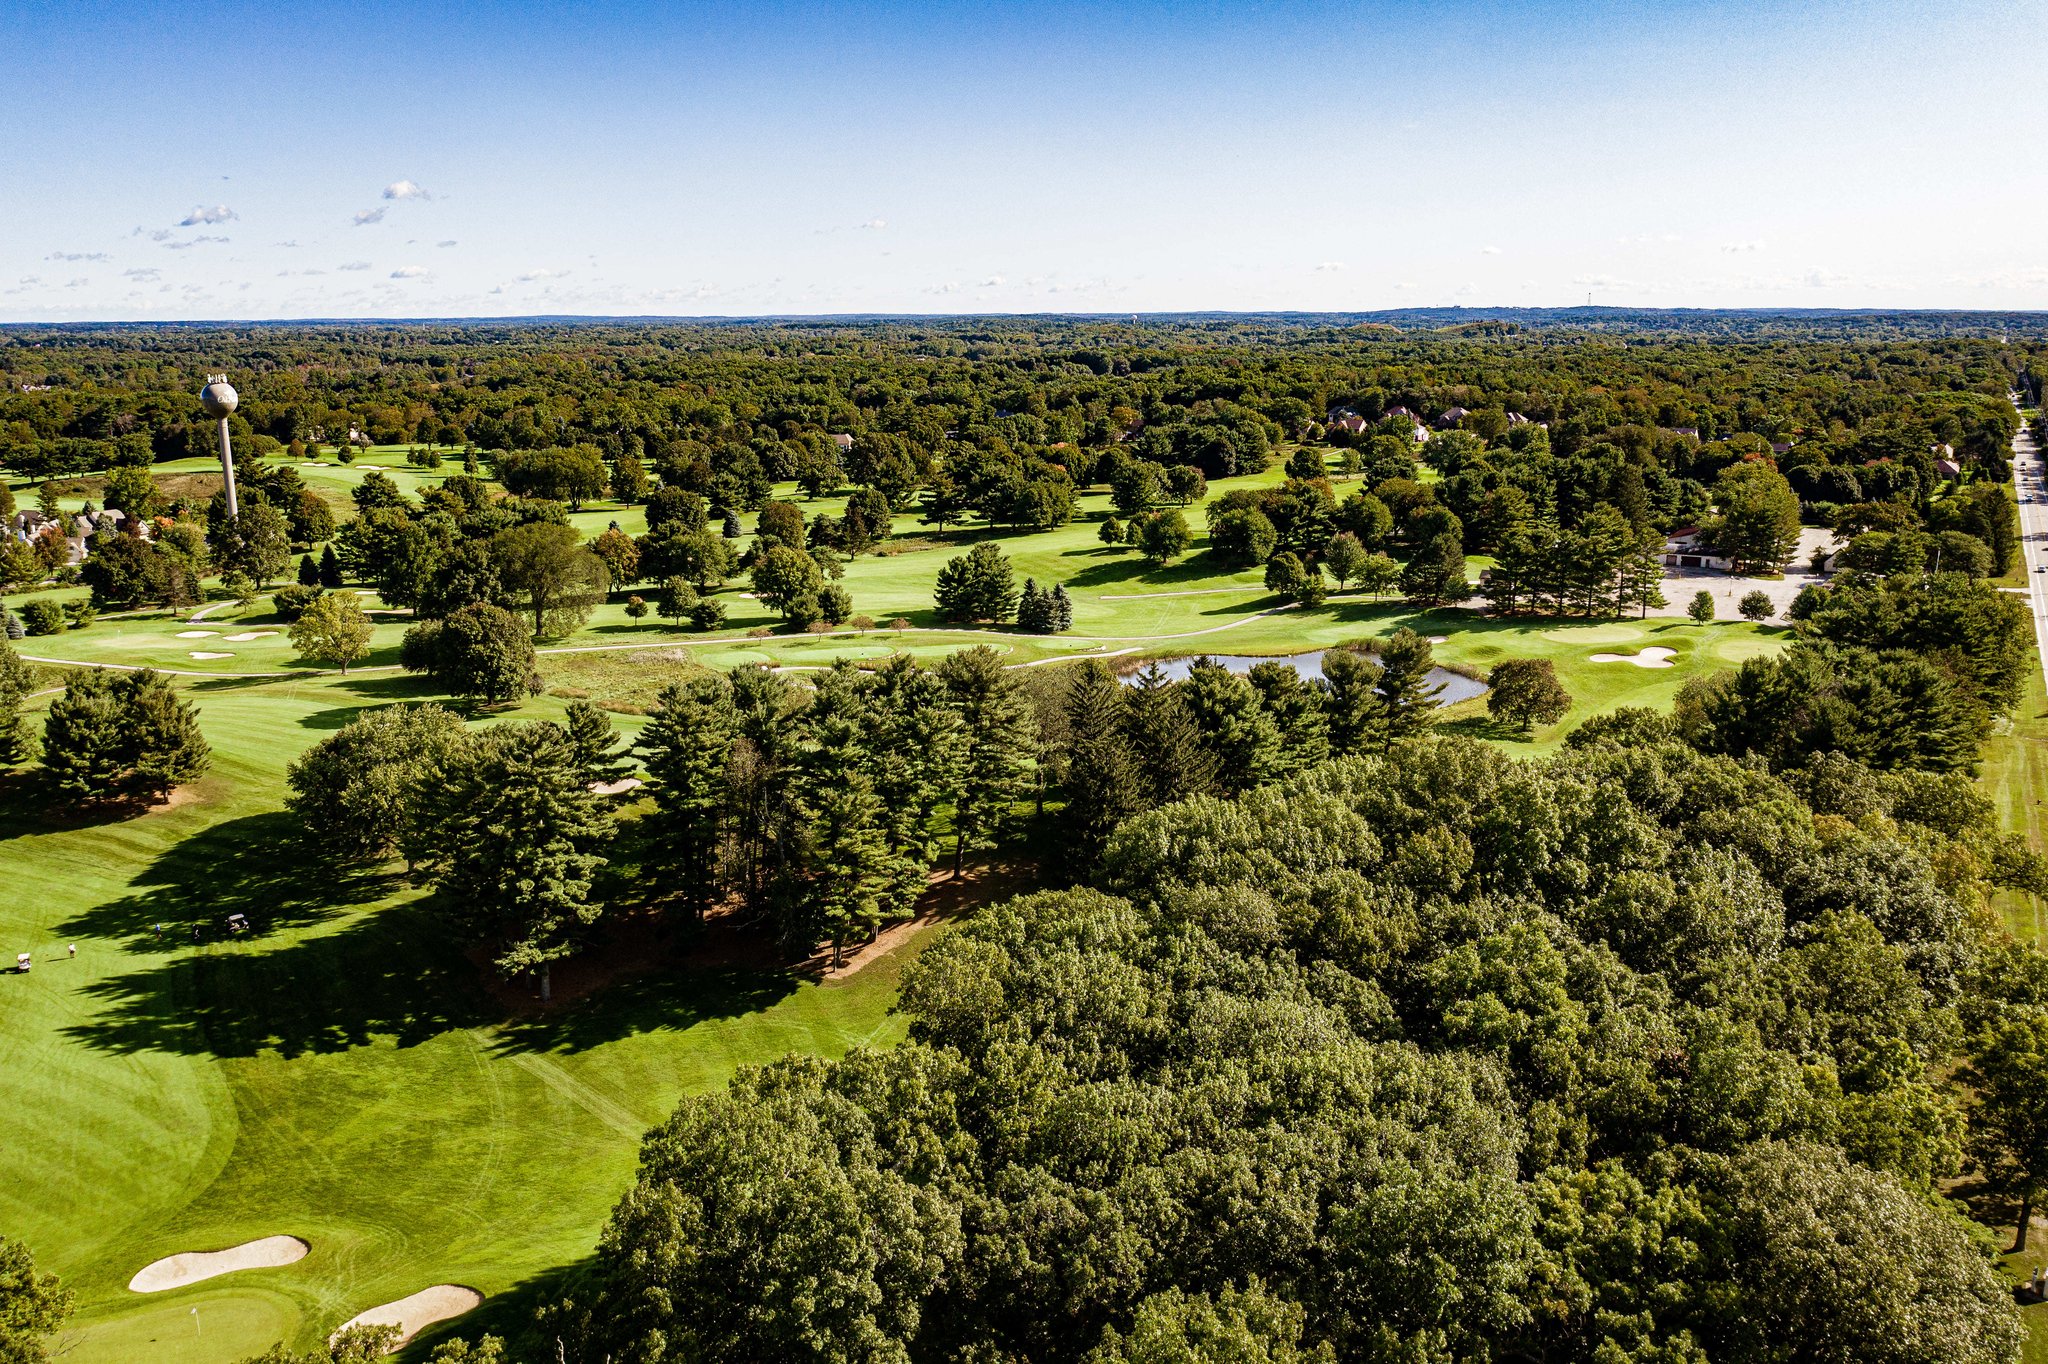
1661;527;1731;572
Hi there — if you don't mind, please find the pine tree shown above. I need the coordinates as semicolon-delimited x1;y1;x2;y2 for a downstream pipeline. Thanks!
640;674;738;922
0;643;37;766
1016;579;1048;633
1321;647;1388;753
297;553;321;587
1618;530;1669;618
933;542;1018;623
781;679;896;964
936;645;1038;875
563;699;631;788
318;543;344;589
852;658;965;911
1061;660;1142;862
1246;661;1330;775
1374;628;1445;744
1179;659;1285;794
424;722;611;1002
1124;663;1216;807
42;667;209;802
1050;584;1073;633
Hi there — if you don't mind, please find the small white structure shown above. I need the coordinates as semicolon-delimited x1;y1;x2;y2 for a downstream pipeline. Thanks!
1662;528;1732;572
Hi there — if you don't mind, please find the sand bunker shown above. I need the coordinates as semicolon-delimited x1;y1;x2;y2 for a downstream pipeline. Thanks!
1590;646;1677;668
336;1285;482;1348
129;1235;308;1292
223;631;277;642
589;776;645;796
175;630;217;639
188;651;235;660
1428;635;1448;644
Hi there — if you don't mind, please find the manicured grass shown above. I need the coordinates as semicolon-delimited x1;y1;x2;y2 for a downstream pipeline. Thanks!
0;675;912;1363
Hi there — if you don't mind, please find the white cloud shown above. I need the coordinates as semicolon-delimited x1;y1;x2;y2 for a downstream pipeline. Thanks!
925;281;962;295
859;218;887;230
1805;269;1849;288
1314;261;1344;273
1480;245;1502;255
337;260;371;271
179;204;236;226
48;251;111;262
437;239;458;248
979;275;1006;287
389;265;429;279
64;277;89;288
1722;240;1766;253
122;267;160;281
352;208;387;226
516;268;568;282
383;179;431;201
164;235;229;250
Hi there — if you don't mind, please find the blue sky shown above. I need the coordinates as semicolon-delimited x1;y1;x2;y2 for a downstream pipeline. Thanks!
3;0;2045;319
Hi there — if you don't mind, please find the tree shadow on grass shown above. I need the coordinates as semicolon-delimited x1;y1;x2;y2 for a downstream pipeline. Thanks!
53;810;399;951
487;963;798;1057
60;904;495;1059
392;1258;597;1364
1061;552;1252;592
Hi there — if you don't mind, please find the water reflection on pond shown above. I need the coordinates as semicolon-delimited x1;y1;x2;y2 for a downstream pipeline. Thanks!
1133;651;1487;705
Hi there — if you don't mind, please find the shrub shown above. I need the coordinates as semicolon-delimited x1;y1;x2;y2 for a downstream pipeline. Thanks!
271;583;323;621
19;599;63;635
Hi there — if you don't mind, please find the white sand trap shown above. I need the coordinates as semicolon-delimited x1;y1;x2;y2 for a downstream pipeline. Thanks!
129;1235;308;1292
356;464;386;470
589;776;645;796
188;651;235;660
1590;646;1677;669
1428;635;1449;644
337;1285;482;1348
223;631;277;642
176;630;217;639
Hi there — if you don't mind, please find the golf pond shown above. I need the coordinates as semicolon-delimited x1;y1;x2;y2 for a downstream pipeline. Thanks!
1133;651;1488;704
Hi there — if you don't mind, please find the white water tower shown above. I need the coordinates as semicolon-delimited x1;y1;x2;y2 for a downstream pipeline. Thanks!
199;375;240;518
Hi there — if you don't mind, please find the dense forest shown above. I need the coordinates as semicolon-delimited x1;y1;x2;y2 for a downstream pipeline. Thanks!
4;315;2048;1363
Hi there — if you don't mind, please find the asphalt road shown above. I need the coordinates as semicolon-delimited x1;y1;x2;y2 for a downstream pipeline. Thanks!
2009;392;2048;694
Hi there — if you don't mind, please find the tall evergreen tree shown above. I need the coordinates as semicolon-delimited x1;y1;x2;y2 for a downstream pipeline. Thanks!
1375;628;1445;743
1321;647;1388;752
936;645;1038;875
1179;659;1286;794
1246;660;1331;775
41;667;209;802
0;643;36;767
1016;579;1049;633
318;543;345;588
855;657;965;912
1061;660;1142;862
563;699;632;788
933;541;1019;623
1049;583;1074;632
297;553;321;587
781;674;895;964
640;674;738;922
1124;663;1217;807
421;721;611;1001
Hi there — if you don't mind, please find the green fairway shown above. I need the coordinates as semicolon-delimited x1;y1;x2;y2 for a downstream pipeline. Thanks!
0;674;913;1363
